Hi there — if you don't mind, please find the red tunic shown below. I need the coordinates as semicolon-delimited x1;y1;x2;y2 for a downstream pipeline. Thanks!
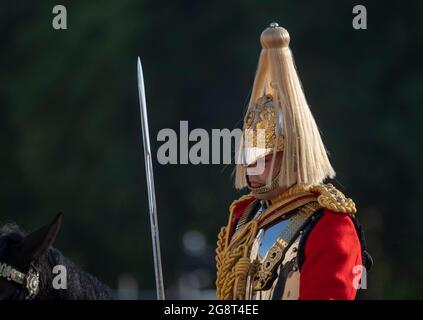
299;209;362;300
227;196;363;300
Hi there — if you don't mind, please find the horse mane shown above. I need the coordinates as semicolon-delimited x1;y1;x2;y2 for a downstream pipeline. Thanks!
0;223;25;237
0;223;25;254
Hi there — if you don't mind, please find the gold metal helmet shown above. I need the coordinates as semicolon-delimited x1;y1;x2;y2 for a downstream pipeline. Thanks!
235;23;336;192
242;93;284;167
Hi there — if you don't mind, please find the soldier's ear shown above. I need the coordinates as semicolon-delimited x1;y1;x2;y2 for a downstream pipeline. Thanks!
17;212;63;261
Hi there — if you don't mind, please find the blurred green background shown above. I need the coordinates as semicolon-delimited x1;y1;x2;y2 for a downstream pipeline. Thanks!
1;0;422;299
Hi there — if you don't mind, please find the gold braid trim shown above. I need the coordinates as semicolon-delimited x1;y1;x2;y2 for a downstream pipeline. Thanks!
268;183;357;215
225;194;256;246
309;183;357;214
216;194;257;300
216;220;258;300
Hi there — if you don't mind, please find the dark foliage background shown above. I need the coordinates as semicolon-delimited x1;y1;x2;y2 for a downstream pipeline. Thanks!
1;0;422;298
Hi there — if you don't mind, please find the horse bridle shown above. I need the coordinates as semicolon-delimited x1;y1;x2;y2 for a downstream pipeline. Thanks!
0;261;40;299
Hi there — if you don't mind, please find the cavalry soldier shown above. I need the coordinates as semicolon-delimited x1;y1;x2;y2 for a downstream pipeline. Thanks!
215;23;372;300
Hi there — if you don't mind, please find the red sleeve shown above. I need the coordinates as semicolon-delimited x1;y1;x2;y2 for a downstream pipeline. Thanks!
299;209;362;300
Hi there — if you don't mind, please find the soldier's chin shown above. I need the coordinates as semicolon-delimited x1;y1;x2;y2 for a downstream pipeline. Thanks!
246;178;266;190
248;181;263;188
253;187;284;200
247;179;284;200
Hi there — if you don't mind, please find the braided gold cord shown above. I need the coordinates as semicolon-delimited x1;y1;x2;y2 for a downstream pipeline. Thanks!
216;220;258;300
309;184;357;214
268;183;357;214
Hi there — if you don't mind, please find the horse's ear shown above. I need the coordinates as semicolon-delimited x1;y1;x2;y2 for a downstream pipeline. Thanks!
18;212;63;261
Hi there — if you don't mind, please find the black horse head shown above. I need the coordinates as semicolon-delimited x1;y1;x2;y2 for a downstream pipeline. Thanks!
0;213;62;300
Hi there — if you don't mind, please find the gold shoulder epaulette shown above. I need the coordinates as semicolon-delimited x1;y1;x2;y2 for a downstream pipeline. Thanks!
309;183;357;214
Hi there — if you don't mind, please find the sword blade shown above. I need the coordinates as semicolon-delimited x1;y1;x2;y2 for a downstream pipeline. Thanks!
137;57;165;300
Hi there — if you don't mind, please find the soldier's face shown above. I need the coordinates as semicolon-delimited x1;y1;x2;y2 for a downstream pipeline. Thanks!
246;152;283;187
